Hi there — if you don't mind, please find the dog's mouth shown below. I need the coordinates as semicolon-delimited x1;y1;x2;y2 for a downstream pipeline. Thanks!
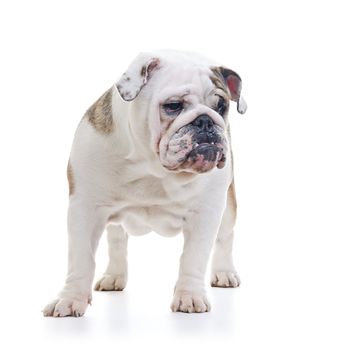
160;124;228;173
180;141;226;172
184;128;227;171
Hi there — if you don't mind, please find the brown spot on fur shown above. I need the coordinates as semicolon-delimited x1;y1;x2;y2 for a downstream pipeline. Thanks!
86;88;115;134
226;124;234;176
226;125;236;221
108;212;120;223
67;161;74;196
227;183;237;224
210;67;231;101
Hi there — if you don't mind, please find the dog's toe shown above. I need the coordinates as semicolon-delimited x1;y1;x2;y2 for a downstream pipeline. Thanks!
211;271;241;288
42;298;88;317
171;291;211;313
94;274;127;291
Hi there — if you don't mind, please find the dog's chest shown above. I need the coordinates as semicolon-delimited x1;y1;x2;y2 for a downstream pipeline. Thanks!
109;174;203;236
118;203;187;236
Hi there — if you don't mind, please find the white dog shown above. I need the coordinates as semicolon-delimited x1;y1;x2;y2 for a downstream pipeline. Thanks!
43;50;247;317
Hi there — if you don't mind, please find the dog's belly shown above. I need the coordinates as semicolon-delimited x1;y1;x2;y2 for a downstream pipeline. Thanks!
109;204;186;237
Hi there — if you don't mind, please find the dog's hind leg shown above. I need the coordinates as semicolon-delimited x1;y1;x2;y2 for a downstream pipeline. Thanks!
94;224;128;291
210;182;241;288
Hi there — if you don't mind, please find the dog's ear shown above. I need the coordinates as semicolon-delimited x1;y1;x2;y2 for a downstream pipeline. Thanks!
212;67;247;114
116;53;160;101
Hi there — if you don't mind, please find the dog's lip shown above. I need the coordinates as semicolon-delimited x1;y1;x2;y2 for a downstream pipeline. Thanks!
190;142;224;154
161;134;227;171
187;143;224;162
190;142;227;169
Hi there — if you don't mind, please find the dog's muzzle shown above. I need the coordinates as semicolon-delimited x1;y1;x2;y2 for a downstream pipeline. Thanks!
162;115;228;173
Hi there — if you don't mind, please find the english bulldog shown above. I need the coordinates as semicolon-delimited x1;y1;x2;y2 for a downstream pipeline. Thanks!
43;50;247;317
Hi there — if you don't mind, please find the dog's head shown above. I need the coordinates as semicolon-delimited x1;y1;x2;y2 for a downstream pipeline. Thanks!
116;51;247;174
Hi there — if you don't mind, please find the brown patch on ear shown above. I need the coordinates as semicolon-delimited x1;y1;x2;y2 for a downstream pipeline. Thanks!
210;67;230;95
86;88;115;134
211;66;242;100
211;66;246;114
67;160;74;196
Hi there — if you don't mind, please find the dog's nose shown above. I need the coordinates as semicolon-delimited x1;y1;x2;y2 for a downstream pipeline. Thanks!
191;115;214;132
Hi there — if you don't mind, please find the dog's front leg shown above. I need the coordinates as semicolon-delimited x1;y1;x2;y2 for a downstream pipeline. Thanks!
171;204;223;313
43;197;107;317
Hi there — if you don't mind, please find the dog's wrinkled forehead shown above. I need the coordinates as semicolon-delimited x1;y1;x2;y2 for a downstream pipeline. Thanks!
115;51;247;114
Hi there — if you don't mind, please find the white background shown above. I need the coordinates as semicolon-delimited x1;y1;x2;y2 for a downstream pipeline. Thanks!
0;0;349;349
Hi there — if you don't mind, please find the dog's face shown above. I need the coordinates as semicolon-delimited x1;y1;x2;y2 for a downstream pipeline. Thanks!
116;51;247;174
156;73;230;174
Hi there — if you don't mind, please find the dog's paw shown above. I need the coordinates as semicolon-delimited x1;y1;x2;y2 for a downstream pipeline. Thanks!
42;298;89;317
94;274;127;291
211;271;241;288
171;291;211;313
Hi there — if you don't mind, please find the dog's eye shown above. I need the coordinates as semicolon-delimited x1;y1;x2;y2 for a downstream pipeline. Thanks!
216;96;227;116
163;102;183;115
